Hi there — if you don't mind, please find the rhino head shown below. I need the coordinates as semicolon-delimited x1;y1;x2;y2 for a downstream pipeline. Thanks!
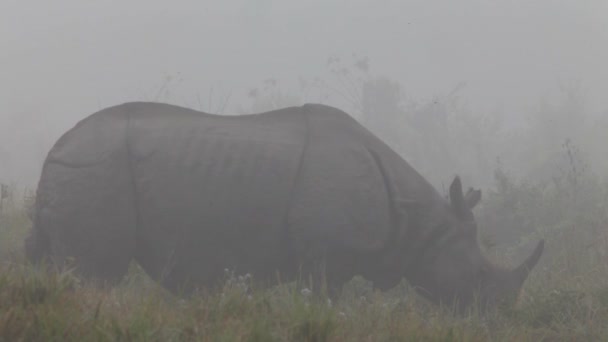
407;177;544;313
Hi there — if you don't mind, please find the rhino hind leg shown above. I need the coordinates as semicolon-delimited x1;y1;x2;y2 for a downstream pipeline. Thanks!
31;108;137;284
33;159;137;284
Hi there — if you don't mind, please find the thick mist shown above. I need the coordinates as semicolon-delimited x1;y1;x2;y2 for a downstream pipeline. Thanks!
1;0;607;187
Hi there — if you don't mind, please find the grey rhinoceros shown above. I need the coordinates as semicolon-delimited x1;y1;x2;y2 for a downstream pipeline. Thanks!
25;102;543;311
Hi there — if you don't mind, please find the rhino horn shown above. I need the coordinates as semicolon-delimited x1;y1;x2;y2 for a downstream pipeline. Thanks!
512;240;545;287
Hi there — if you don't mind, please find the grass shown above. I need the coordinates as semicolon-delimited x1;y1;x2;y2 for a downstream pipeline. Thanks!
1;170;607;341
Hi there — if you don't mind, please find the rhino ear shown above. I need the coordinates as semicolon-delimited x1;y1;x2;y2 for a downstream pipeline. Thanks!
464;188;482;210
449;176;468;217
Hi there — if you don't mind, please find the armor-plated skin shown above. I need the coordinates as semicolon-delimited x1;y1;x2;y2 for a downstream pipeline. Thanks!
25;102;543;311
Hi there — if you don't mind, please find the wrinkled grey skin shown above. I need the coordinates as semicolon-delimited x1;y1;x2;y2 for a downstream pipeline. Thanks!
25;102;543;312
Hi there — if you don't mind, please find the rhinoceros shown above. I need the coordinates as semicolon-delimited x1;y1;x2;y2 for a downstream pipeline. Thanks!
25;102;543;311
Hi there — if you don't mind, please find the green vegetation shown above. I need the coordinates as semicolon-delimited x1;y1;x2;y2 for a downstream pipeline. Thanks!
1;162;608;341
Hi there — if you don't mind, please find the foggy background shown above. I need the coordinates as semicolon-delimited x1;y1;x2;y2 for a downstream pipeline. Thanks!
2;0;607;188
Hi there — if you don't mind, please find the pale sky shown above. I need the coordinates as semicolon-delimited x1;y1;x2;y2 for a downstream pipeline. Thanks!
2;0;607;184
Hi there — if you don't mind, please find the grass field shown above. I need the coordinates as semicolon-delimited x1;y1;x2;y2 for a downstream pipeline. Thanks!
1;170;607;341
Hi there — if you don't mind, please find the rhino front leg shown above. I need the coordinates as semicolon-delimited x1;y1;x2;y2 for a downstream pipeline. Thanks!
294;242;354;300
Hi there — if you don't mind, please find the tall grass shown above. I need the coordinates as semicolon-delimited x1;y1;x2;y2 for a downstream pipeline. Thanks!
1;161;608;341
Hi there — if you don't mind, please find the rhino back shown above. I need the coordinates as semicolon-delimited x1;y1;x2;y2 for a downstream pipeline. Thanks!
124;103;308;286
